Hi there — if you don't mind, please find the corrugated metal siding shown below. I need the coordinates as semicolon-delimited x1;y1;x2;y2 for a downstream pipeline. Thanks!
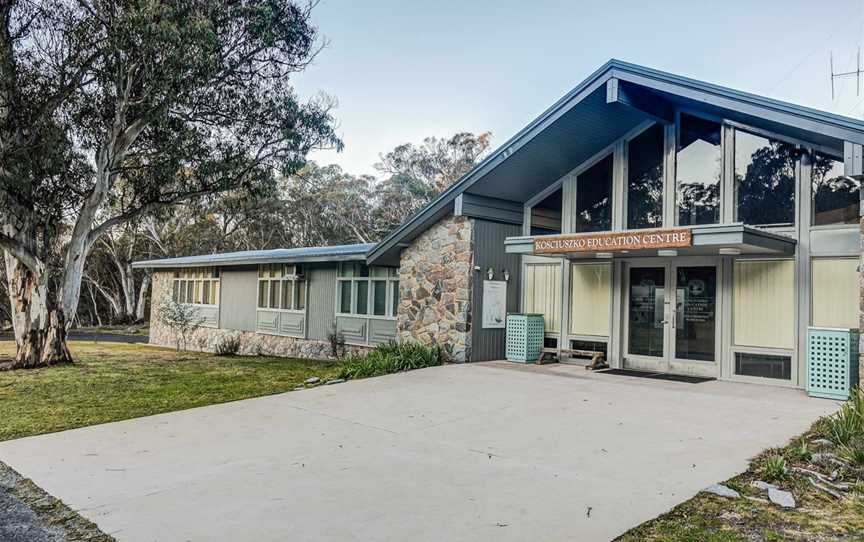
219;269;257;332
307;265;338;341
471;220;523;361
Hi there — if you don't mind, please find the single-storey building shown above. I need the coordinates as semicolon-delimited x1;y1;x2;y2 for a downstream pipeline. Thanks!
134;60;864;389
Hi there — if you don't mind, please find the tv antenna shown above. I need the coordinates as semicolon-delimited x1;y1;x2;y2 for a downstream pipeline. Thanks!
830;48;863;100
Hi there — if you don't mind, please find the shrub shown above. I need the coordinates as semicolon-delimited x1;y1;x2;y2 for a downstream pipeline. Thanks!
327;327;346;359
215;336;241;356
157;300;205;351
338;342;446;380
761;455;787;482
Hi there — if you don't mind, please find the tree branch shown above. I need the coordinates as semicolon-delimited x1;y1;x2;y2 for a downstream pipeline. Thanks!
0;232;44;275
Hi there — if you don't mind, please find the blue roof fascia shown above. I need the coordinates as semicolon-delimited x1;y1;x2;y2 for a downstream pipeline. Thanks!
132;243;377;269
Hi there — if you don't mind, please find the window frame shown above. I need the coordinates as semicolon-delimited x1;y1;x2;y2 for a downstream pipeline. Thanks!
335;263;399;320
256;263;307;313
810;151;860;229
731;127;799;228
172;267;220;307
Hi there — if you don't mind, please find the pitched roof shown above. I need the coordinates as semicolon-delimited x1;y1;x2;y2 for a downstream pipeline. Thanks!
131;243;375;269
365;59;864;264
135;60;864;270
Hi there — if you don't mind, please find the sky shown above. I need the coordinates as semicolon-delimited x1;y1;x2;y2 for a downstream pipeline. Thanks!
293;0;864;176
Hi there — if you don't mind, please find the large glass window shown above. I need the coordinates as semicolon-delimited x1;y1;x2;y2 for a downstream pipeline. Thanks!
735;130;797;226
627;124;665;229
812;258;858;328
337;263;399;317
676;114;721;226
812;153;860;225
530;188;562;235
172;267;220;306
574;154;613;232
256;264;306;311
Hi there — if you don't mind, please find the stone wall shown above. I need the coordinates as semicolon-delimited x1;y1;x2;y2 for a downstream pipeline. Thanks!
397;214;474;362
148;271;370;359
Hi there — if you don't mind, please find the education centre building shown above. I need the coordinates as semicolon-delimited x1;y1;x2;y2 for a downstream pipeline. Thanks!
135;60;864;389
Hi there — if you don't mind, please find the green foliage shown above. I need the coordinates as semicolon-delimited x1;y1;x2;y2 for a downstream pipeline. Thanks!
761;455;787;482
838;434;864;466
791;438;811;462
827;400;864;446
338;342;446;380
156;300;205;351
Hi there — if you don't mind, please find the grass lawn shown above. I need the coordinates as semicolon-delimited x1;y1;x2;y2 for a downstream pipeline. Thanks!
0;341;341;442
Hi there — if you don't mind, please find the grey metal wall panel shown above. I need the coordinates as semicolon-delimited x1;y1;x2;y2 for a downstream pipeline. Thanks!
196;306;219;328
219;269;257;332
336;316;367;344
256;310;279;334
308;266;338;341
369;319;397;345
278;312;306;337
471;220;523;361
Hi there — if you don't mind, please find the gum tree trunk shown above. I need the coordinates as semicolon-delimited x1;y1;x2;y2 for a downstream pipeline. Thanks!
4;252;72;368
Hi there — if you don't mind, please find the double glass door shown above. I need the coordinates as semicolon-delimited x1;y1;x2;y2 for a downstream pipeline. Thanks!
624;259;719;376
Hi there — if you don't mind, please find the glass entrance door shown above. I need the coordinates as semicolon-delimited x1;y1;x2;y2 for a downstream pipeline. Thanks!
624;260;718;376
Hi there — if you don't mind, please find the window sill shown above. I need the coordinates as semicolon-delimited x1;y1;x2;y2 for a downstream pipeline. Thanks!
335;314;397;321
256;308;306;314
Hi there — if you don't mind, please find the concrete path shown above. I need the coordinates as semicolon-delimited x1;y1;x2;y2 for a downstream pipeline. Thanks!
0;362;838;542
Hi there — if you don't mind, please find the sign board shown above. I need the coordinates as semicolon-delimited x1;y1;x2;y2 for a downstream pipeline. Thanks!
482;280;507;329
533;228;691;255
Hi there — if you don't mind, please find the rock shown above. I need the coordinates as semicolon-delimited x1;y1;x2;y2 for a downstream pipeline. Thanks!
811;452;843;467
325;379;345;385
305;376;320;385
293;386;304;391
751;480;778;491
811;438;834;448
768;487;796;508
703;484;740;498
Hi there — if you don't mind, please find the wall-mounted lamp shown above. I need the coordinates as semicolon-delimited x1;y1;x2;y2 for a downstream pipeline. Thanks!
718;247;741;256
657;249;678;257
596;252;613;259
486;266;495;280
503;269;510;282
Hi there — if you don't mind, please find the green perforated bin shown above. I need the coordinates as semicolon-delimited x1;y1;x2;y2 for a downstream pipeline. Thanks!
806;327;860;401
506;313;545;363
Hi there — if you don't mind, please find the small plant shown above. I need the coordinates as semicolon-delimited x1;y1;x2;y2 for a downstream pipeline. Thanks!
840;438;864;467
157;300;205;352
215;335;241;356
792;438;812;462
827;402;863;446
761;455;787;482
327;327;346;359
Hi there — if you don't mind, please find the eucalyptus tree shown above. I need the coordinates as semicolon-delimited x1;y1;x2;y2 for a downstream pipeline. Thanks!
0;0;339;368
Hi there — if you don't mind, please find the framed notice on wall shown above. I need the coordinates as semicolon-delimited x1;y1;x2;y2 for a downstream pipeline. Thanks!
482;280;507;329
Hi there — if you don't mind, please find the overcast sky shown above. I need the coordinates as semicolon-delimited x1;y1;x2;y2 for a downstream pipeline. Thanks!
294;0;864;176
